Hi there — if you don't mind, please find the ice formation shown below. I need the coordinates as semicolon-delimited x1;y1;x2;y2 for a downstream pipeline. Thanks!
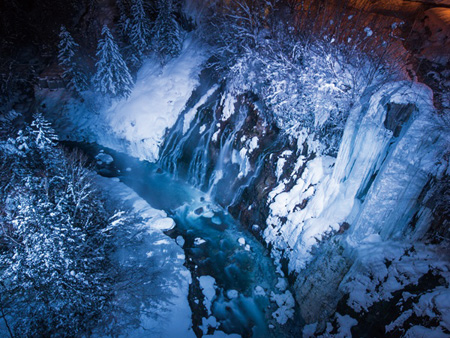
264;81;449;272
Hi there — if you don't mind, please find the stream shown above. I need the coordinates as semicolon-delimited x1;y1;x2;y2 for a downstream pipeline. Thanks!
64;142;299;338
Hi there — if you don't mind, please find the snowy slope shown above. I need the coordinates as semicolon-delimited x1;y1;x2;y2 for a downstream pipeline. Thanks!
95;176;195;338
104;38;209;161
38;36;209;163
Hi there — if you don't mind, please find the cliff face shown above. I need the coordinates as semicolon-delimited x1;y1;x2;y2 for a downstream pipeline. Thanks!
153;74;449;333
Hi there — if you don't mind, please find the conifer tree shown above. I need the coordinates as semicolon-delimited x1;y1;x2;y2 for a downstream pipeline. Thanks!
129;0;151;60
93;25;134;98
117;0;132;40
30;112;58;150
57;26;88;93
58;26;78;67
153;0;184;63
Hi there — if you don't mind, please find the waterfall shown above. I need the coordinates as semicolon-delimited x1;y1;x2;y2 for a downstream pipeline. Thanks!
159;85;220;186
159;87;281;207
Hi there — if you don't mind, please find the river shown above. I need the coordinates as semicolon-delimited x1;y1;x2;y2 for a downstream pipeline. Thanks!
64;141;299;338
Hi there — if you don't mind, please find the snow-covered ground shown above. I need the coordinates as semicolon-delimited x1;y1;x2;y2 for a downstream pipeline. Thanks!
95;176;196;338
39;36;209;162
104;38;209;161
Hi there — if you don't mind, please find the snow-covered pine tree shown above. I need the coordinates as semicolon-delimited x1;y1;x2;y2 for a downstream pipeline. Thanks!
58;26;77;68
69;66;89;93
57;26;88;93
117;0;132;40
30;112;58;150
0;152;116;336
129;0;151;61
153;0;184;64
93;25;134;98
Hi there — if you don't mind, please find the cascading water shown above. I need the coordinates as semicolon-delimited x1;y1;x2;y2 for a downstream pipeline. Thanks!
159;87;281;207
63;140;298;337
159;85;220;187
151;81;299;336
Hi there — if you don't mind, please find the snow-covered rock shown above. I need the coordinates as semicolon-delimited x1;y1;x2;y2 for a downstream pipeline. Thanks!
95;152;114;164
199;275;217;316
270;290;295;325
264;81;449;326
265;81;449;273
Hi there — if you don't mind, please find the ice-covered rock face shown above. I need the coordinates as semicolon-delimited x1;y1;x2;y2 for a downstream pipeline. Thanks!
262;80;449;325
339;82;448;243
265;81;449;273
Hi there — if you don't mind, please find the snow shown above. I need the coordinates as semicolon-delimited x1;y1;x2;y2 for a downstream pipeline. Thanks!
275;278;288;292
212;129;220;143
221;93;236;121
152;217;176;230
238;237;246;246
95;152;114;164
231;148;251;178
302;323;318;337
275;157;286;181
270;291;295;324
247;136;259;153
40;37;209;162
305;313;358;338
386;310;413;332
364;27;373;37
404;325;448;338
264;155;336;270
194;237;207;245
226;290;239;299
199;275;217;315
264;81;449;273
94;176;195;338
275;151;292;181
176;235;185;247
341;240;450;323
254;286;266;296
414;286;450;331
335;313;358;337
104;38;209;161
201;316;219;334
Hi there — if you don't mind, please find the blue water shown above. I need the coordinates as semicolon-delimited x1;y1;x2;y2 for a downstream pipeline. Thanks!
119;160;280;337
64;142;291;337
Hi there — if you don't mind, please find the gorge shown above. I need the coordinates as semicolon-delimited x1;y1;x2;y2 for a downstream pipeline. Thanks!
0;0;449;337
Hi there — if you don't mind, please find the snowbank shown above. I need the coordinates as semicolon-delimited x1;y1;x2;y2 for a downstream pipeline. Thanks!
95;176;195;338
38;36;209;163
105;38;209;161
